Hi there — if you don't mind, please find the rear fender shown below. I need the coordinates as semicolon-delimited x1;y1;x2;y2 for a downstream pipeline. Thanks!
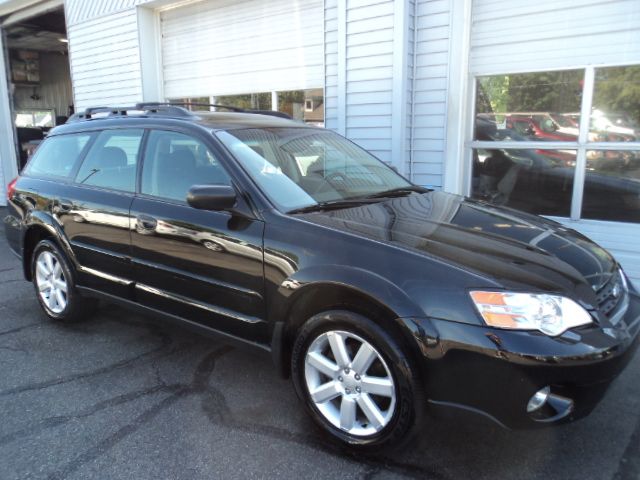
22;211;78;279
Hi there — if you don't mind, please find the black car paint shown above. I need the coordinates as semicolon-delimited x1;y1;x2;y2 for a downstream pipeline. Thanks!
4;112;640;429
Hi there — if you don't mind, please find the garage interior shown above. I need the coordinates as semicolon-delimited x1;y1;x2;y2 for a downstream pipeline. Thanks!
2;6;71;169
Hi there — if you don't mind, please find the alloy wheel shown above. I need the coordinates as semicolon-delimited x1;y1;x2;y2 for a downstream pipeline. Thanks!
304;330;396;437
35;250;68;314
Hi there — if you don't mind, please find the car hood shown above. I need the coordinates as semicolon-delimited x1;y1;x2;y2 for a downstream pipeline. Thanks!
299;191;617;299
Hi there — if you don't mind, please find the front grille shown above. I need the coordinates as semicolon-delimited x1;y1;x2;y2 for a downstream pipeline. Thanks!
595;270;624;317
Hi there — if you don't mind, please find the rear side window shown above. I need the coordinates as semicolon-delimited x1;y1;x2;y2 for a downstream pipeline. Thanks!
75;129;144;192
23;133;91;179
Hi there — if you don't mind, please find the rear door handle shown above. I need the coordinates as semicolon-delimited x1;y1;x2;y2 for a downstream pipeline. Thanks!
136;215;157;232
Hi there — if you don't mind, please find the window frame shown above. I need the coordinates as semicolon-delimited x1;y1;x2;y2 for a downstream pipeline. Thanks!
467;63;640;222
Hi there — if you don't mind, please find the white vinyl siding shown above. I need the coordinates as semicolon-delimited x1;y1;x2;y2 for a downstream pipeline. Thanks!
411;0;450;188
325;0;451;179
470;0;640;74
65;0;152;26
159;0;324;99
344;0;395;164
67;8;143;109
324;0;339;131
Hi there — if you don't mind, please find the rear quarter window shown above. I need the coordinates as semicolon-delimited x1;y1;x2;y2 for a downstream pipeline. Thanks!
23;133;92;179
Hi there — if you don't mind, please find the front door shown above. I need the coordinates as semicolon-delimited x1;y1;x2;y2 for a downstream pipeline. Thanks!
129;129;266;342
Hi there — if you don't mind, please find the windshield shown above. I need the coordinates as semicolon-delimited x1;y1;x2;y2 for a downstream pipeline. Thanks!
216;128;412;211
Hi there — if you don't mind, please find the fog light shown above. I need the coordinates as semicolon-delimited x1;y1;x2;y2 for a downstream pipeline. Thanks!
527;386;551;413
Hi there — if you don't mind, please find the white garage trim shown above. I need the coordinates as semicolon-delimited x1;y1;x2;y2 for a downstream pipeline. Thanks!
442;0;471;194
0;31;17;204
0;0;62;22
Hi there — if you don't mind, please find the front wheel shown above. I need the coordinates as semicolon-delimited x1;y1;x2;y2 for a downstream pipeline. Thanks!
32;239;97;323
291;310;423;451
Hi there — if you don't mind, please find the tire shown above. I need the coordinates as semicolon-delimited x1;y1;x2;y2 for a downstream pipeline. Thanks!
31;239;97;323
291;310;423;452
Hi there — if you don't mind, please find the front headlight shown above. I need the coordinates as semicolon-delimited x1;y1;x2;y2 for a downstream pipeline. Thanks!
470;291;593;336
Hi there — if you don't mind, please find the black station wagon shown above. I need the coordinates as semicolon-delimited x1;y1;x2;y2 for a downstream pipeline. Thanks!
4;103;639;450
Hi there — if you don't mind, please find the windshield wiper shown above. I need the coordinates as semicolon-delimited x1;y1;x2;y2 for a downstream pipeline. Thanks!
360;185;432;199
287;198;380;215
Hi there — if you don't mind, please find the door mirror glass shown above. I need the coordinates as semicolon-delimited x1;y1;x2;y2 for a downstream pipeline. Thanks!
187;185;237;211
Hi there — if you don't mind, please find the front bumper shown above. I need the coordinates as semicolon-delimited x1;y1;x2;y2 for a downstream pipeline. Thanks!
402;290;640;429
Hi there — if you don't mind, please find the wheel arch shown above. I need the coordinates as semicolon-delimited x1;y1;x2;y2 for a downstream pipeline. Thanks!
270;265;427;378
22;212;75;281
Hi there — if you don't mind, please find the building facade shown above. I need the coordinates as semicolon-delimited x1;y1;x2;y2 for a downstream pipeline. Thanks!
1;0;639;285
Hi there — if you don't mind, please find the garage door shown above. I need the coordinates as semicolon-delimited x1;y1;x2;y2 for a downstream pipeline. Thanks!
160;0;324;99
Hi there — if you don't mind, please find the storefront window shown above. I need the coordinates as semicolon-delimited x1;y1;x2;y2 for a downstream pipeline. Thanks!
168;98;210;110
278;88;324;125
474;70;583;142
590;65;640;142
471;65;640;224
472;148;575;217
215;92;271;110
582;150;640;222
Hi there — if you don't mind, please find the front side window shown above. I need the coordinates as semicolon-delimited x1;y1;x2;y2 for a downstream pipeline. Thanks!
216;128;410;211
75;129;143;192
23;133;92;179
471;65;640;223
141;130;231;202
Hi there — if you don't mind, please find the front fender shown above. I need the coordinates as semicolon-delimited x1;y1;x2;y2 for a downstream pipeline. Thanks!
272;264;426;323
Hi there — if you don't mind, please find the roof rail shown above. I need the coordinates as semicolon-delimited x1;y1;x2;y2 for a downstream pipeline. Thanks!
133;103;194;117
66;102;294;123
67;104;194;122
145;102;245;112
156;102;293;119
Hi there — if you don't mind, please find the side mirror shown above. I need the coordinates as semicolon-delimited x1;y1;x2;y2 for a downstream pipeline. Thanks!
187;185;237;211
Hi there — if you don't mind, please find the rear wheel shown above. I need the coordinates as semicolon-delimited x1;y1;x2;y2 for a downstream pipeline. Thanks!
32;239;97;323
291;310;423;451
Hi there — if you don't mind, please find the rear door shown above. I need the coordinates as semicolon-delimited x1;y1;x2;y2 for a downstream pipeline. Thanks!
129;129;267;342
60;128;144;298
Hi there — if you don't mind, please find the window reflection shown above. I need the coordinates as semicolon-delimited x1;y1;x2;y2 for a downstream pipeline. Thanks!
475;70;583;142
214;92;271;110
591;66;640;142
582;150;640;223
278;88;324;126
167;97;209;110
471;149;576;217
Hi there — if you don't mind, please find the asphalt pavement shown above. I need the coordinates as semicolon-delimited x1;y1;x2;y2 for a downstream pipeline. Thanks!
0;207;639;480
